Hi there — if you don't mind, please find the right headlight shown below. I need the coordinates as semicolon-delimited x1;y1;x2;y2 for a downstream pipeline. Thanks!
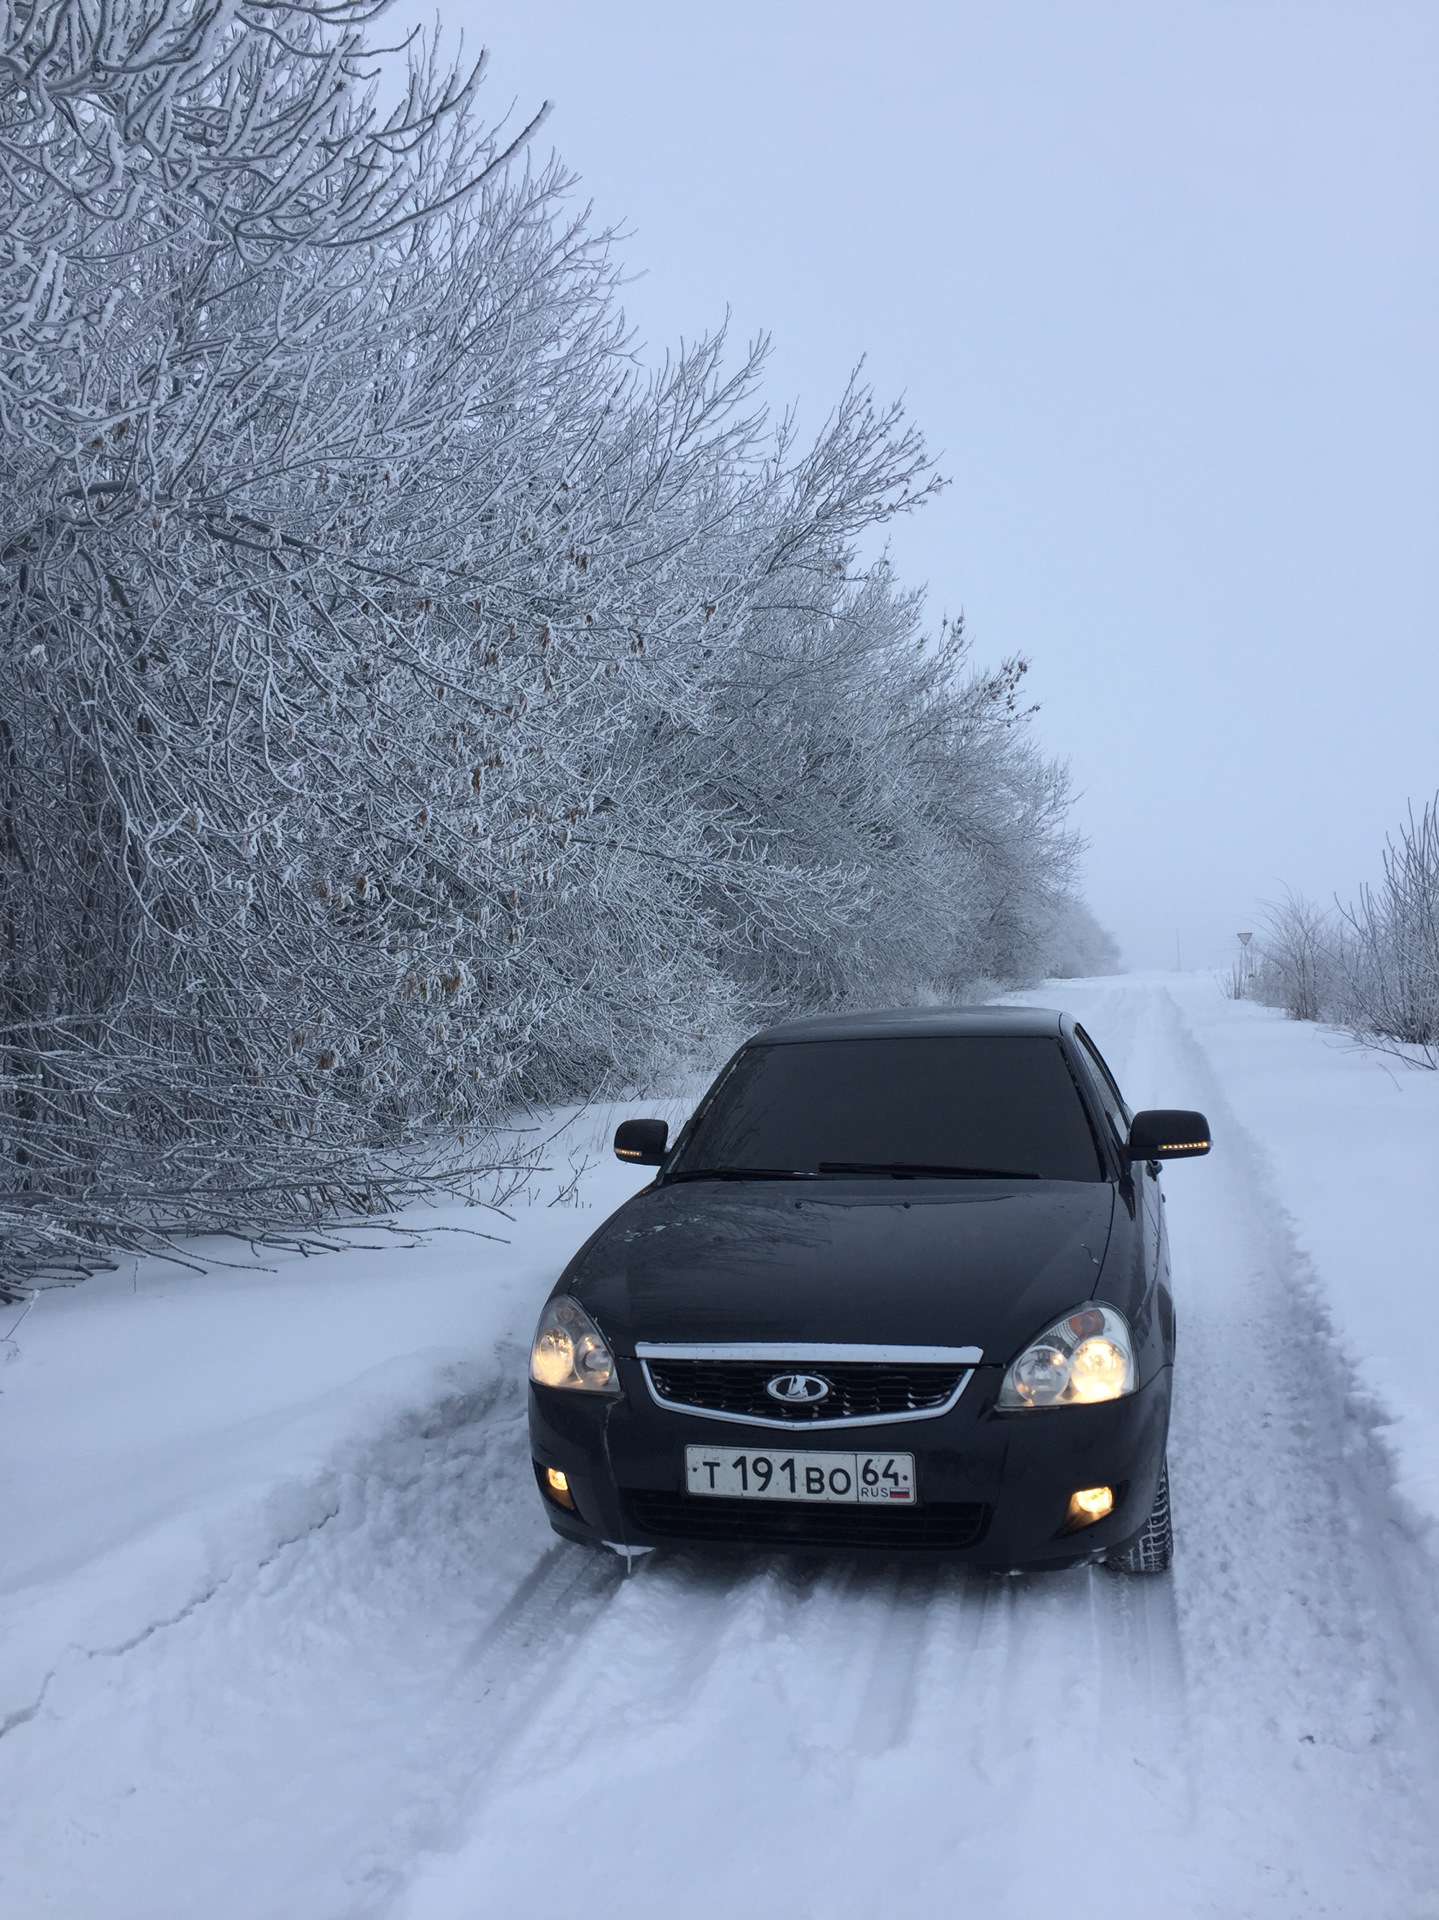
997;1303;1135;1409
529;1295;621;1395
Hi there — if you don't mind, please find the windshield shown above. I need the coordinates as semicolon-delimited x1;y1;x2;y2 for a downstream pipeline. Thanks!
668;1035;1104;1183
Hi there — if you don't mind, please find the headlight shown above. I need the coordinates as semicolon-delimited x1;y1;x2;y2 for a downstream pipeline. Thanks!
997;1304;1135;1409
529;1296;621;1394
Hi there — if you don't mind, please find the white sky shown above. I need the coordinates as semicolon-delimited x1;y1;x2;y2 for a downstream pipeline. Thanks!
397;0;1439;968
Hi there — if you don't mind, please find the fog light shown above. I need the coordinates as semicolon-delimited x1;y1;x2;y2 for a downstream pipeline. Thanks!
1067;1485;1114;1526
543;1465;576;1511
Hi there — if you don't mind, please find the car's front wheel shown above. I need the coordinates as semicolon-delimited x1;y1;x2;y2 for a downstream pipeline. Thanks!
1104;1457;1172;1574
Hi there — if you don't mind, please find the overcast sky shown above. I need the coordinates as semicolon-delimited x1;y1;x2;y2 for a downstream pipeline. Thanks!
397;1;1438;969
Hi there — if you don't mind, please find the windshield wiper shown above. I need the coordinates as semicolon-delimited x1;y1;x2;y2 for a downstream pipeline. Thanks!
666;1167;818;1183
816;1161;1040;1180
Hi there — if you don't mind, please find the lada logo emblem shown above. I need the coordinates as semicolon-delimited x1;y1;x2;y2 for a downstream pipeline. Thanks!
765;1371;832;1404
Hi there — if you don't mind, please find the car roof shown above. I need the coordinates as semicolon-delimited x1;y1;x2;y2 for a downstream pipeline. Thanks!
748;1005;1069;1045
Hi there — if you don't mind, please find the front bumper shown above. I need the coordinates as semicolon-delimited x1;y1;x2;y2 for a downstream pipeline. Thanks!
528;1358;1172;1570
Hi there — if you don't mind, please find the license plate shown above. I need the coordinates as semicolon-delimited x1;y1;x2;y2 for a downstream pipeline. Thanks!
684;1445;917;1504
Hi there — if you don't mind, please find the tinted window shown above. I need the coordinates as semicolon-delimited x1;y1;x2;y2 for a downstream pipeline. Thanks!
670;1036;1104;1183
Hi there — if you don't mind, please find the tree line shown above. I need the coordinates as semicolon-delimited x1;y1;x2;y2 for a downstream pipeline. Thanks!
0;0;1111;1279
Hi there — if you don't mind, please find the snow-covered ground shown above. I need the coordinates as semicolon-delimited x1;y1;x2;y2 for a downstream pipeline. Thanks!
2;976;1438;1920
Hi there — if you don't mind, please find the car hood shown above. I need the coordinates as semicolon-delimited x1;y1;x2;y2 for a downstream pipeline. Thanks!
561;1178;1118;1363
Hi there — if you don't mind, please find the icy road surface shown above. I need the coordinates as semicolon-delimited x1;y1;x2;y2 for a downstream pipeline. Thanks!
2;978;1438;1919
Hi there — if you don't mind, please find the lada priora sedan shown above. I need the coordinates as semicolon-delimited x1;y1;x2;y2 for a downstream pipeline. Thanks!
528;1007;1210;1572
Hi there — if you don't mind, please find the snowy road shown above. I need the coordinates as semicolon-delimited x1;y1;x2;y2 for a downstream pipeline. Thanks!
4;979;1438;1918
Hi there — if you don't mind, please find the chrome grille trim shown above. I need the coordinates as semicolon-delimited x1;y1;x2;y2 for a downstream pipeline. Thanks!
634;1341;983;1365
637;1359;977;1430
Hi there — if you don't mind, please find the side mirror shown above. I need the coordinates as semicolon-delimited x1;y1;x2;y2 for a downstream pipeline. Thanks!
1126;1110;1211;1161
614;1117;669;1167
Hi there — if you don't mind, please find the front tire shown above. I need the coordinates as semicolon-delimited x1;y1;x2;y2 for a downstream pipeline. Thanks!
1104;1458;1172;1574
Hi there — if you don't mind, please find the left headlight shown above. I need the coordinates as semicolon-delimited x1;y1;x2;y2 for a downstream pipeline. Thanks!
997;1303;1135;1409
529;1296;621;1394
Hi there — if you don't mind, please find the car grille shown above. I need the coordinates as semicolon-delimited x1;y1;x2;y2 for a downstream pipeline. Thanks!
623;1490;989;1550
641;1357;969;1424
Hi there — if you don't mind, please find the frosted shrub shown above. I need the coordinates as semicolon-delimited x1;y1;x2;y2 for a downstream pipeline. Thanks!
1341;801;1439;1061
1252;805;1439;1065
1250;895;1343;1024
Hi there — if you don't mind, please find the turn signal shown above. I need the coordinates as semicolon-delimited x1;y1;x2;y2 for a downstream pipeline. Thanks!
1066;1485;1114;1526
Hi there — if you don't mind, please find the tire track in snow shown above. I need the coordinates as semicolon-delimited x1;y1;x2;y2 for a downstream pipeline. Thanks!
846;1561;940;1756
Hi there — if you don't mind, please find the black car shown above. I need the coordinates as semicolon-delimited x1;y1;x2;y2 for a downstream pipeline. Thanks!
527;1006;1210;1572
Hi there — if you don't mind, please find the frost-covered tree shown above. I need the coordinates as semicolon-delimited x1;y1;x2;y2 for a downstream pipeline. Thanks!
1;0;1089;1278
1034;894;1122;981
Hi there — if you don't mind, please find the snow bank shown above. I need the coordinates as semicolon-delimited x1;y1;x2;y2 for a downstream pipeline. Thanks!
1162;974;1439;1553
0;1107;659;1739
